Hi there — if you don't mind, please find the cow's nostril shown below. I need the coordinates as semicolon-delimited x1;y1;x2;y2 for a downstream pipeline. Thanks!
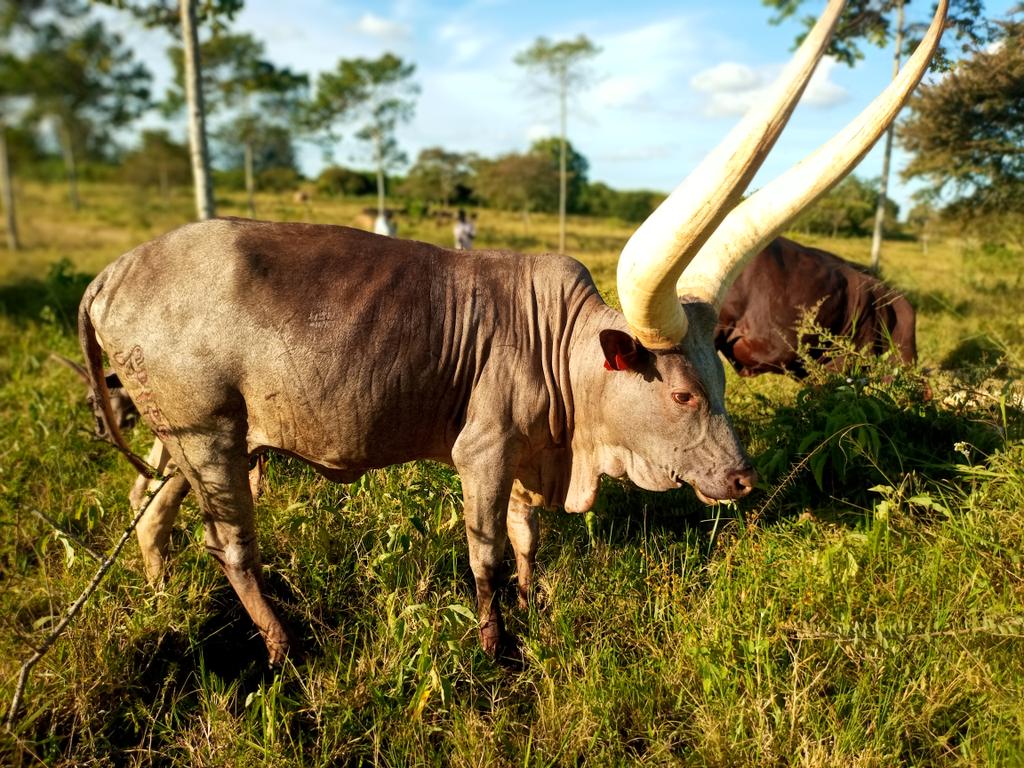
730;467;758;496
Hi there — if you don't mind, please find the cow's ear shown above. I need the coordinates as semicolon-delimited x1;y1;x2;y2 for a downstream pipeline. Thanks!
599;329;649;372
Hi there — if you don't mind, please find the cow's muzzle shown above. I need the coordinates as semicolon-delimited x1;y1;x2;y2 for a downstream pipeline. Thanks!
688;465;758;505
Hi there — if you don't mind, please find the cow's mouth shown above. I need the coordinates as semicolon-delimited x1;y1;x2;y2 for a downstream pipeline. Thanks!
672;473;725;505
691;484;721;505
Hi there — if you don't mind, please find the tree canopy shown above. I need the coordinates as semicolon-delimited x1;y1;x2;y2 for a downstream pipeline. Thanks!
306;53;419;215
899;14;1024;226
168;31;307;212
515;34;599;252
762;0;990;67
473;152;558;214
398;147;477;208
24;20;151;151
789;175;898;237
18;16;150;208
166;31;306;118
529;137;589;213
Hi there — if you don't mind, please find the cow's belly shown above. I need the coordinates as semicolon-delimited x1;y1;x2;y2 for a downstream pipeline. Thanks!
241;373;458;474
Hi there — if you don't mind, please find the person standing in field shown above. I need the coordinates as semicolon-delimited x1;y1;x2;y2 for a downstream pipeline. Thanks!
454;208;476;250
375;210;397;237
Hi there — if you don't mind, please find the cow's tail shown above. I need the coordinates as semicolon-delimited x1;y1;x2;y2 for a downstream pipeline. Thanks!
78;277;155;479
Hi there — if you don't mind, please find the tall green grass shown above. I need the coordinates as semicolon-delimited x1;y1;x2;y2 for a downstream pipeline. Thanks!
1;182;1022;766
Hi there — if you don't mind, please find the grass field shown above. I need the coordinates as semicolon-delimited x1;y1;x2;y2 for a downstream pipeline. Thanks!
1;181;1022;766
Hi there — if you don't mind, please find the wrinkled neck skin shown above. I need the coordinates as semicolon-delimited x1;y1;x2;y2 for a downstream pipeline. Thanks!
563;297;749;513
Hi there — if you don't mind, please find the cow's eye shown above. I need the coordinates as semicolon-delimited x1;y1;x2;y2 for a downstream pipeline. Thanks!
672;391;697;407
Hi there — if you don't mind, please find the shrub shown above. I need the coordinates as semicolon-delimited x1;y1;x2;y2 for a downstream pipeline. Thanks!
258;167;302;192
316;165;376;197
751;316;1008;511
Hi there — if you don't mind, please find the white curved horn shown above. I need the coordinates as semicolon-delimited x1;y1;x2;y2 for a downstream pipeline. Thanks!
678;0;949;308
616;0;847;349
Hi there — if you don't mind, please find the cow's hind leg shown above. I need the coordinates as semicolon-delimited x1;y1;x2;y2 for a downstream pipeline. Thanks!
132;438;190;584
506;497;539;610
172;432;291;665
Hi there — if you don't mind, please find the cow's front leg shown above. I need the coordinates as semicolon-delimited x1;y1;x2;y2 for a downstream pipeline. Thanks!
452;435;520;656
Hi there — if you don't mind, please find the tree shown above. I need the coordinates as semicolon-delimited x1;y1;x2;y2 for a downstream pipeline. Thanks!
898;14;1024;246
179;0;214;219
316;165;376;197
215;123;298;178
529;137;589;213
121;129;191;197
0;0;89;249
764;0;989;270
96;0;244;220
169;32;307;215
579;181;662;223
473;152;558;222
0;52;24;250
398;147;476;208
905;196;941;251
22;19;151;210
515;34;599;254
789;174;897;237
306;53;418;220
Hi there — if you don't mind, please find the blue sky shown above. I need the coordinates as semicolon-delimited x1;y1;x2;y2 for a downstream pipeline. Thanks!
100;0;1017;218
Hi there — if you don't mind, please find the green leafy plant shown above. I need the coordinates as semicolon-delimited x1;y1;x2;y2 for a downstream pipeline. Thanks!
753;313;1005;510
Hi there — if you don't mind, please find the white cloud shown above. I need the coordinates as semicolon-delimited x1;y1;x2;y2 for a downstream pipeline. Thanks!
690;55;847;117
690;62;763;94
436;20;487;64
583;16;702;114
354;12;409;41
594;75;651;109
596;144;675;164
801;57;847;108
526;123;554;142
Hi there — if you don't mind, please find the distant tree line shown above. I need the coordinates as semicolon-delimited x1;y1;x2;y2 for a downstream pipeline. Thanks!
311;137;666;224
0;0;1021;252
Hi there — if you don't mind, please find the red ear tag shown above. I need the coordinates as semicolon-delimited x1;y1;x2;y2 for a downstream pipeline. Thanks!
604;353;632;372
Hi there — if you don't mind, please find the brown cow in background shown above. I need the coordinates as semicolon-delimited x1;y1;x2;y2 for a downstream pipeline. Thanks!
715;237;917;377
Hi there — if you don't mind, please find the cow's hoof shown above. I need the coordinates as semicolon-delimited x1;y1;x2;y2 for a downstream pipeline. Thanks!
479;620;502;657
517;587;547;612
495;634;525;671
264;634;292;667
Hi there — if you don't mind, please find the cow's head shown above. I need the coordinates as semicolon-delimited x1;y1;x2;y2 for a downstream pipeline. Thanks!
587;0;947;506
52;353;138;434
589;301;754;505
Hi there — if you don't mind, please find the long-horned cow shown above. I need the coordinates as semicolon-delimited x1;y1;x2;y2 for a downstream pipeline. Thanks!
716;237;918;376
79;0;947;661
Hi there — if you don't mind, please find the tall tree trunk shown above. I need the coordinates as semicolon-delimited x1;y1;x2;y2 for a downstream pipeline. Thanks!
58;117;80;211
869;0;905;273
244;139;255;217
0;124;20;251
159;161;169;200
180;0;215;221
558;70;567;255
375;131;386;218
